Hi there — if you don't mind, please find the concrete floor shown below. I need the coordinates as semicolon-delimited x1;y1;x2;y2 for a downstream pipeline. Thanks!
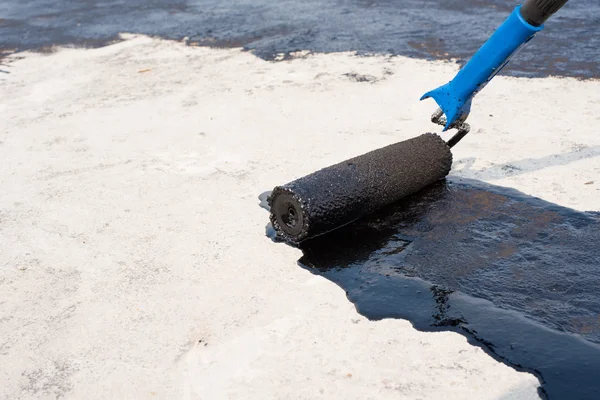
0;7;599;399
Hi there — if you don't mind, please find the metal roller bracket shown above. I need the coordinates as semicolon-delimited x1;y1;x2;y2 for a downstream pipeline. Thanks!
431;108;471;148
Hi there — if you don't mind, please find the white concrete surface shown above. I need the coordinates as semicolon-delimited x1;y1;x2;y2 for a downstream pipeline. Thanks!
1;34;599;400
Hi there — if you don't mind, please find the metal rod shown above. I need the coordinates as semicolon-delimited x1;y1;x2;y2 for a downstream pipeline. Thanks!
430;108;471;148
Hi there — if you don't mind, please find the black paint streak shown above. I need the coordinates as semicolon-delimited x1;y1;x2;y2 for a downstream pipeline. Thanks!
267;177;600;399
1;0;598;79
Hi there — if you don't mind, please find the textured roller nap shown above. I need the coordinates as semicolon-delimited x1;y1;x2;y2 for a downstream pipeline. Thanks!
268;133;453;243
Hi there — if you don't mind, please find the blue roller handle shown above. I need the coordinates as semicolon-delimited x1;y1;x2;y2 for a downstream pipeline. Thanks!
420;2;565;131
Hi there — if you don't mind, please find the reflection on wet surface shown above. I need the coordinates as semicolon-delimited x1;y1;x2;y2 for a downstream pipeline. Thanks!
1;0;599;79
282;177;600;399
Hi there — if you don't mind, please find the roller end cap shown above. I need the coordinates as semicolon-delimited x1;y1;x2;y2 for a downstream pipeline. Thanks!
268;187;309;244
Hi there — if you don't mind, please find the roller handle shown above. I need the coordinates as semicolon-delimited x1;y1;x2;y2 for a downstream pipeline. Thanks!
520;0;569;26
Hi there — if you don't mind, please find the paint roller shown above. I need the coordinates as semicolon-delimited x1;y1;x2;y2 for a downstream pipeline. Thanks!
267;0;568;244
267;127;462;244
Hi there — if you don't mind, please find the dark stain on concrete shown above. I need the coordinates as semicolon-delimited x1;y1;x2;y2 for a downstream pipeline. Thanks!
1;0;598;79
273;177;600;399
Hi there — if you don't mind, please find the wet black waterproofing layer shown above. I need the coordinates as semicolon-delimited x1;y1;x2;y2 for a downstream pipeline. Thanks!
269;133;452;243
1;0;598;79
266;177;600;399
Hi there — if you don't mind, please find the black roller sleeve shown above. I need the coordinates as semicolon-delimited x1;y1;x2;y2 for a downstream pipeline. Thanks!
520;0;569;26
268;133;453;243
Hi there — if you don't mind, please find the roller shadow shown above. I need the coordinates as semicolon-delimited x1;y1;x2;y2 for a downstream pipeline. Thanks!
270;177;600;400
454;145;600;180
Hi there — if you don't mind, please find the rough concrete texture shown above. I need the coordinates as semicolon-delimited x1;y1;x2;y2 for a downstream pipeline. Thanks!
1;34;599;399
269;133;452;242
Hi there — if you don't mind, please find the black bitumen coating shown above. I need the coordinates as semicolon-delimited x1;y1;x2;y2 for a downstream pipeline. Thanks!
289;177;600;400
1;0;598;79
268;133;452;243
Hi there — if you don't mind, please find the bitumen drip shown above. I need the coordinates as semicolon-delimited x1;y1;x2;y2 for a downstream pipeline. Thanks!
259;191;271;211
260;177;600;399
1;0;598;79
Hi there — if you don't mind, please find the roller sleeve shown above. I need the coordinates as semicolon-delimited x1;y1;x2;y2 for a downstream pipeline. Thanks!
268;133;453;243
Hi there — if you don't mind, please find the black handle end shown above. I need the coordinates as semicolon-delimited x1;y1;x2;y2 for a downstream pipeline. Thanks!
521;0;569;26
